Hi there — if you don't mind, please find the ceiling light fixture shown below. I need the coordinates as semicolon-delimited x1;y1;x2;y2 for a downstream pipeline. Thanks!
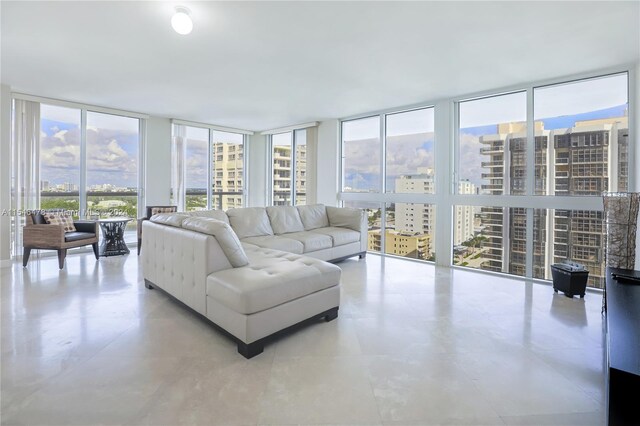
171;6;193;35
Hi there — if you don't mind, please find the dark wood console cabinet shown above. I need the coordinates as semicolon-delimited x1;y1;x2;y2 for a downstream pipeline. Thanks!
605;267;640;426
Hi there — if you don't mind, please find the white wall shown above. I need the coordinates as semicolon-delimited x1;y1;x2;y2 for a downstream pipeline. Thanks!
247;133;268;207
315;120;340;206
144;116;172;206
0;84;12;266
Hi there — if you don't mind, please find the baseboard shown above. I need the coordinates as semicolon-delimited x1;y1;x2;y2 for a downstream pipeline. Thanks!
0;259;13;268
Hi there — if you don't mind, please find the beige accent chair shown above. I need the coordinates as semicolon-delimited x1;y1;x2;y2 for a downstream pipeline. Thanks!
23;211;99;269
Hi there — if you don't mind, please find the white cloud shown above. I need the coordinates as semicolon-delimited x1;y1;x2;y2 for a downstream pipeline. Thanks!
344;138;380;174
385;133;434;176
458;133;484;189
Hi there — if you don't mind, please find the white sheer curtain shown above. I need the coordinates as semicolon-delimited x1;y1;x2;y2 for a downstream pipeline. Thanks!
171;123;187;211
11;99;41;257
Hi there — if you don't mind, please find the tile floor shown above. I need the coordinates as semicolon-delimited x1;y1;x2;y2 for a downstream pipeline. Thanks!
1;252;606;425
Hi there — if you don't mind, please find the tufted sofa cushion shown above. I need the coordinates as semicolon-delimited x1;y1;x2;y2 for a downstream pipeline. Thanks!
297;204;330;230
206;248;341;314
266;206;304;235
226;207;274;239
181;217;248;267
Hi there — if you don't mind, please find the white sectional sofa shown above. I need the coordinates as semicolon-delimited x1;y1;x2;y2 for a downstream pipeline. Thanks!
141;204;366;358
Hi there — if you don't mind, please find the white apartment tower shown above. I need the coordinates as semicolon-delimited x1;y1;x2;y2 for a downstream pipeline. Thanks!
394;168;475;246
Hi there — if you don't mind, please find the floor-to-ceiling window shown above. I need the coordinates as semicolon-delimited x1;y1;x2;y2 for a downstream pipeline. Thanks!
39;104;81;214
342;108;437;262
270;129;307;206
85;112;140;240
271;132;292;206
339;71;631;289
294;129;307;205
530;73;629;287
184;126;209;211
172;123;247;211
454;92;527;275
37;103;141;243
212;130;244;210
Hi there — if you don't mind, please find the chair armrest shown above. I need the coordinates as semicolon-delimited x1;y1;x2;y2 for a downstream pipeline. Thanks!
74;220;98;234
23;224;65;248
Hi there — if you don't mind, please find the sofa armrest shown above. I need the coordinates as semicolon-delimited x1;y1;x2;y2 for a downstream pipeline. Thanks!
326;206;366;232
74;220;98;234
137;217;148;239
23;224;65;248
326;206;368;253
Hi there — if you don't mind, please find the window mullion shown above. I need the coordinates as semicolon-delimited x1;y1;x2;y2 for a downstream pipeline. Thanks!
208;129;213;209
525;87;535;278
291;132;296;205
380;114;386;194
80;109;87;219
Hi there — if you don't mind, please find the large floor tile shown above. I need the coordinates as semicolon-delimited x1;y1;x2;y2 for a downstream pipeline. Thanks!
2;356;184;425
135;356;273;425
364;353;499;423
259;356;381;425
456;347;600;417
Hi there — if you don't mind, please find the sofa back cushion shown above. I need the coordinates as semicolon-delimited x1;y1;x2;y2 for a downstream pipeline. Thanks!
266;206;304;235
297;204;329;230
181;217;249;267
150;213;189;228
326;206;362;232
184;209;230;224
226;207;274;239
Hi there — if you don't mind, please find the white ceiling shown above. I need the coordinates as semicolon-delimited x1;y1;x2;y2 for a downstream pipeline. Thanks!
2;1;638;132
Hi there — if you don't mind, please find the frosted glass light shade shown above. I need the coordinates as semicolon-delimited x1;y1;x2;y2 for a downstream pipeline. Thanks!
171;8;193;35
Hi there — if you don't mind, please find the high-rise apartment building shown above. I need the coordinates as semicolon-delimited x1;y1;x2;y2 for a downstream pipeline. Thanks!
212;142;244;210
478;116;629;287
371;170;476;260
368;229;431;259
272;144;306;206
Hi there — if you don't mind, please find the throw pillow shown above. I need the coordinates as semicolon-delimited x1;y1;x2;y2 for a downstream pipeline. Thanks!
150;206;177;216
43;212;76;232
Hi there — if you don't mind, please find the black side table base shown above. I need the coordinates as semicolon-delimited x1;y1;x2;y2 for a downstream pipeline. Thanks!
99;219;131;257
